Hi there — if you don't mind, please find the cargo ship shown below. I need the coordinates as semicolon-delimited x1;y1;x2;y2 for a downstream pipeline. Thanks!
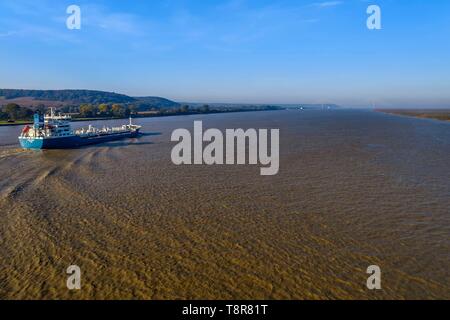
19;109;142;149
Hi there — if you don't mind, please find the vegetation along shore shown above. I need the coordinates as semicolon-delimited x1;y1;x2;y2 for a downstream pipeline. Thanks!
0;89;282;126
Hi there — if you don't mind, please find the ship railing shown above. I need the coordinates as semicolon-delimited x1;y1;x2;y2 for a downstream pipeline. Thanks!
44;115;72;121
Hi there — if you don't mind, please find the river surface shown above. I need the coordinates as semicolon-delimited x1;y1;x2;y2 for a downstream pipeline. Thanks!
0;109;449;299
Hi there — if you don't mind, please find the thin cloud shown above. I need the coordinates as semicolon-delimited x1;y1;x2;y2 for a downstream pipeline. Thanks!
81;4;146;36
0;31;18;37
311;1;343;8
0;1;80;43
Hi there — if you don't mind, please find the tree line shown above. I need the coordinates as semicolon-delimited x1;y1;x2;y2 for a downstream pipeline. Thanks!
1;102;282;123
77;103;134;118
0;103;34;121
0;103;135;121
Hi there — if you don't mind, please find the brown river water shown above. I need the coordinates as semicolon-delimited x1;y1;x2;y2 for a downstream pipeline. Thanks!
0;109;449;299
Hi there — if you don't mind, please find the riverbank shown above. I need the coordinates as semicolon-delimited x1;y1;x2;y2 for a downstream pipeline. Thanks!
0;107;283;127
0;120;33;126
376;109;450;122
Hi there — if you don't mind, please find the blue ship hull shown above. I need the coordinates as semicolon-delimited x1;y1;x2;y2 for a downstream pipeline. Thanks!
19;131;140;150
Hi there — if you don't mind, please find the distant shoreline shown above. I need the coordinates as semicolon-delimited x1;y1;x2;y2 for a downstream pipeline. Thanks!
376;109;450;122
0;108;282;127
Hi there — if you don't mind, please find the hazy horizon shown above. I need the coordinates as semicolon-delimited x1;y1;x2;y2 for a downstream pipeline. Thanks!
0;88;450;109
1;0;449;108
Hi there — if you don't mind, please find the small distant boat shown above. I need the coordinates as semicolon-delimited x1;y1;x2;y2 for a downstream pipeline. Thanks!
19;108;142;150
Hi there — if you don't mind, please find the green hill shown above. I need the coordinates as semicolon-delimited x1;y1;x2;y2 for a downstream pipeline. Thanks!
133;96;180;110
0;89;180;110
0;89;135;104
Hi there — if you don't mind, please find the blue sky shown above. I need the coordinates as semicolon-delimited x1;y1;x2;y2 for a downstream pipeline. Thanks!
0;0;449;107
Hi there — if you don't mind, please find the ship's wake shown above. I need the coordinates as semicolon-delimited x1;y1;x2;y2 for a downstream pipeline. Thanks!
0;148;32;160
